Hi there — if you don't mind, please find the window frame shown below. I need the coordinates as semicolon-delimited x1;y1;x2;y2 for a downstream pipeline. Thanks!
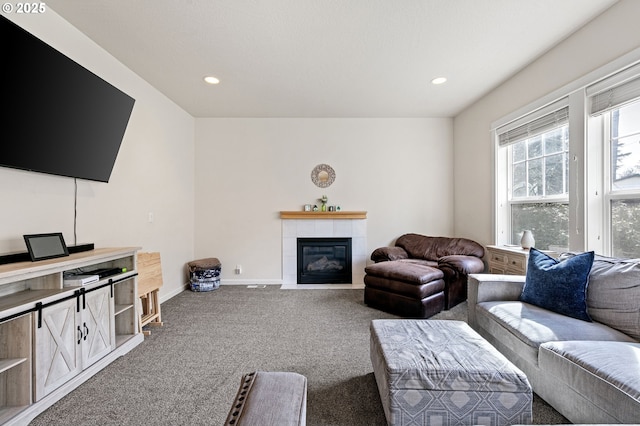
495;101;571;249
602;101;640;257
492;53;640;256
505;126;570;250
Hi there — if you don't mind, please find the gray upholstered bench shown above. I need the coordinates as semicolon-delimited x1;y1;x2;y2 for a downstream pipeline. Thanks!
370;320;532;425
225;371;307;426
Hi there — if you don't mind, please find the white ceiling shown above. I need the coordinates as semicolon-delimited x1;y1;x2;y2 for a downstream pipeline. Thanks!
47;0;618;118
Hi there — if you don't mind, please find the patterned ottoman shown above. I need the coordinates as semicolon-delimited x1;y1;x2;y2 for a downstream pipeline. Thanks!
370;320;532;425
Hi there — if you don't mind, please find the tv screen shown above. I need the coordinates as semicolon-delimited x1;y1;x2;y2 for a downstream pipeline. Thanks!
0;15;135;183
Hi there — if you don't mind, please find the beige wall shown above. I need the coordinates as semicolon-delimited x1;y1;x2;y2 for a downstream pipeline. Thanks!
453;0;640;246
195;118;453;283
0;12;196;300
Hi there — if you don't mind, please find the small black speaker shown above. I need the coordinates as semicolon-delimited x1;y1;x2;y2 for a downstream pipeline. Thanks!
0;251;31;265
68;243;95;254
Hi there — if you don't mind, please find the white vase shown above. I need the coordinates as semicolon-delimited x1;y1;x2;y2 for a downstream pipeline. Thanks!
520;230;535;249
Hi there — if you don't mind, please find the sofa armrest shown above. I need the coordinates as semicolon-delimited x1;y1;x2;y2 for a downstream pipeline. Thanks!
467;274;526;329
371;246;408;262
438;255;485;275
225;371;307;426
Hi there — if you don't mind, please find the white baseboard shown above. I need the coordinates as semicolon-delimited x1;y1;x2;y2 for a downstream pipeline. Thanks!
221;278;282;286
159;282;190;304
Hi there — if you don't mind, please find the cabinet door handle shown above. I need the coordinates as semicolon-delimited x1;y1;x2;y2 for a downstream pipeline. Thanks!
77;325;83;344
83;322;89;341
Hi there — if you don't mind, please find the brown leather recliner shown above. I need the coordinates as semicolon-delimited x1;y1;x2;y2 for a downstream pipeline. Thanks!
364;233;485;318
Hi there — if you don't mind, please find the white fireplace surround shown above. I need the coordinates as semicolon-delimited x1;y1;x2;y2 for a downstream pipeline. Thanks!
281;218;366;289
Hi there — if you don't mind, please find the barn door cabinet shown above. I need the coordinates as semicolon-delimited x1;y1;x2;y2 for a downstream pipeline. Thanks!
0;247;143;425
33;284;114;400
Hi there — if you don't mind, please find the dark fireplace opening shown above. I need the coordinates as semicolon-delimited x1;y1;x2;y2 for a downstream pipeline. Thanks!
297;237;352;284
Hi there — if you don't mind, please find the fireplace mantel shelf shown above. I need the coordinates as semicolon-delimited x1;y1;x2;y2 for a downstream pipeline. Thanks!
280;211;367;220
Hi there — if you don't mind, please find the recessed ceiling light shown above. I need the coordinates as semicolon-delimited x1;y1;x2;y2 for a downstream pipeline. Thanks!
204;76;220;85
431;77;447;85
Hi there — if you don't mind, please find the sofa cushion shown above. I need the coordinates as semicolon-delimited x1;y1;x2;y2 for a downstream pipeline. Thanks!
586;256;640;340
520;248;594;321
476;301;636;366
539;341;640;422
396;258;439;268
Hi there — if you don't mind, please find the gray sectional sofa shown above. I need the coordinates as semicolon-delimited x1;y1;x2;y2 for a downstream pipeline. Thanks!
468;254;640;424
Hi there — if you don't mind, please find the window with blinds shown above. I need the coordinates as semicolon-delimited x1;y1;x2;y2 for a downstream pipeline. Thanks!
587;65;640;257
496;101;570;250
494;59;640;256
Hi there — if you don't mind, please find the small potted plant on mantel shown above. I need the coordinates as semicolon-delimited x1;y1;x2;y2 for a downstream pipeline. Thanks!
319;195;328;211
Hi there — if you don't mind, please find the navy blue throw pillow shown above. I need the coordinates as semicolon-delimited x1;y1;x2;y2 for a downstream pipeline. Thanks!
520;248;594;322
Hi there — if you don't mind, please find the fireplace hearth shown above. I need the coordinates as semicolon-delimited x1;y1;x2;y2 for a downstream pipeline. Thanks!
297;237;352;284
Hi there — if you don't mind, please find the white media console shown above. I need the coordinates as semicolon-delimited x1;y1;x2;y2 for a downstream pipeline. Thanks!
0;247;143;425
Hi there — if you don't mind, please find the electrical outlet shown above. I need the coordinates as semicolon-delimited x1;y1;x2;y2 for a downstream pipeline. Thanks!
235;264;242;274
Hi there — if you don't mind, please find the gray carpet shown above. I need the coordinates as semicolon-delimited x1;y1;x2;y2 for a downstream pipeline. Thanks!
30;286;568;425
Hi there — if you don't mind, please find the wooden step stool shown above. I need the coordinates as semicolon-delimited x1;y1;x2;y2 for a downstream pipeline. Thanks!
137;252;164;335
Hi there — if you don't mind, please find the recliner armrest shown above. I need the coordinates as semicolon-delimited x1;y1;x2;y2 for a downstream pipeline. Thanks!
467;274;526;329
438;255;485;275
371;246;408;262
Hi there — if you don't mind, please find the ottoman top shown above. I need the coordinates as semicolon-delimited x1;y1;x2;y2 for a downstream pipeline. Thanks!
370;320;530;392
365;261;444;284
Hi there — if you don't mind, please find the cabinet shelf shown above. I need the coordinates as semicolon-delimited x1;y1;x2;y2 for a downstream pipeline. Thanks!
62;270;138;290
0;357;28;374
114;304;133;316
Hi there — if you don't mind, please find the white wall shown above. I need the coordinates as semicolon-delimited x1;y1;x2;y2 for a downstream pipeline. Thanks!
12;0;631;290
453;0;640;246
1;12;195;300
195;118;453;283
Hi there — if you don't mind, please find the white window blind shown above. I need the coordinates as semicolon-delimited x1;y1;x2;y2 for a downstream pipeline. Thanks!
496;99;569;147
587;62;640;116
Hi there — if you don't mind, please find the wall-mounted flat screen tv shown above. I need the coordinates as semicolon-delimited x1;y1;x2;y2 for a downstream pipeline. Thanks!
0;15;135;183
